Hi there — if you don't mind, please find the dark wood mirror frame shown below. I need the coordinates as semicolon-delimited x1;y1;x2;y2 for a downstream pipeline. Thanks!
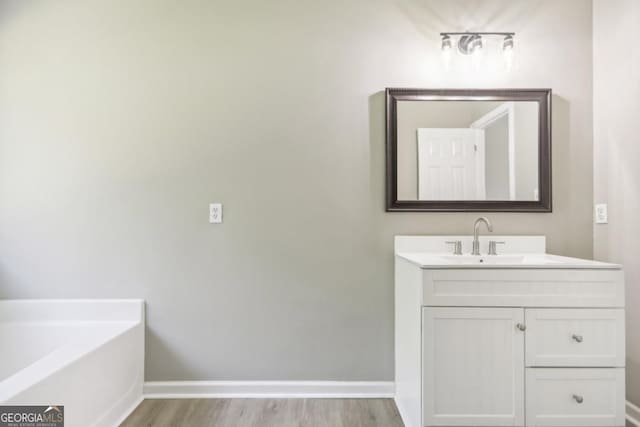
385;88;552;212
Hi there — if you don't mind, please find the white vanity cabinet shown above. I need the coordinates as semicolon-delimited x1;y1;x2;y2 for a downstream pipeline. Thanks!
394;236;626;427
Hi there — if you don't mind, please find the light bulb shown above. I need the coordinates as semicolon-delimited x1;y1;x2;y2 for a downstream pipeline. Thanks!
469;35;483;54
502;35;514;51
503;35;515;71
441;35;452;51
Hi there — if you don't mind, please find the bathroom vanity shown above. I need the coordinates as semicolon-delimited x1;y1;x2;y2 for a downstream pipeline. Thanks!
394;236;626;427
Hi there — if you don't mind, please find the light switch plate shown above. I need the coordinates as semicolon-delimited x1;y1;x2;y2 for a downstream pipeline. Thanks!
595;203;608;224
209;203;222;224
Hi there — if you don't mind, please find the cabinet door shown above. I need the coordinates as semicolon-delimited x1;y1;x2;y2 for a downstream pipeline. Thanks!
422;307;525;426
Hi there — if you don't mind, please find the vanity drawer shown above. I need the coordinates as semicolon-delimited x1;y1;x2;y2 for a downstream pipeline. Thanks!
422;269;625;308
525;309;625;367
525;368;625;427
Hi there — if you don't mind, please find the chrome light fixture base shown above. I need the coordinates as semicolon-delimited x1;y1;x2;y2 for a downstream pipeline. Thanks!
440;32;515;55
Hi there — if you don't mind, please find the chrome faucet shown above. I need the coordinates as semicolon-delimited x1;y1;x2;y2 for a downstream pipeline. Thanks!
472;217;493;255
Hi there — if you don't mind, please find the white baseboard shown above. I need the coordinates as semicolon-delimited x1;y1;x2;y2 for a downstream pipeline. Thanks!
144;381;395;399
628;401;640;427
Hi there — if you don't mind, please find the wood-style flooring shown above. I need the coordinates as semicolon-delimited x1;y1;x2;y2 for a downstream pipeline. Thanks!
120;398;404;427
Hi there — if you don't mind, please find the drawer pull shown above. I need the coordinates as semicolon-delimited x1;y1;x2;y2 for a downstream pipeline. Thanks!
516;323;526;331
573;394;584;404
572;334;584;343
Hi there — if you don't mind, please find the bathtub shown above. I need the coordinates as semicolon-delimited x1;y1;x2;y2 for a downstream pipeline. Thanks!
0;299;144;427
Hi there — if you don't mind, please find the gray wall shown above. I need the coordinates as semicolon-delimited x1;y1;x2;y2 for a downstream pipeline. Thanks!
484;115;510;200
593;0;640;406
514;102;539;200
0;0;594;382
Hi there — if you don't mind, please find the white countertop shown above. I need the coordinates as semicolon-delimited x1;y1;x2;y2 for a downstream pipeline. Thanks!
396;252;622;269
394;235;622;270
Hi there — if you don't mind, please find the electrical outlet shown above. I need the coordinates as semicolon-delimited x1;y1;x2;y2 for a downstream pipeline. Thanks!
209;203;222;224
595;203;608;224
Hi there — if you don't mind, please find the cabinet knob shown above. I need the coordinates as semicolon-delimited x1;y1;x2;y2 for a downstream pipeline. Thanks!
573;394;584;404
516;323;526;331
572;334;583;343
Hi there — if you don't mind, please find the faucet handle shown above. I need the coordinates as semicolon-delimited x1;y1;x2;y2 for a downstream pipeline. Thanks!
488;241;506;256
446;240;463;255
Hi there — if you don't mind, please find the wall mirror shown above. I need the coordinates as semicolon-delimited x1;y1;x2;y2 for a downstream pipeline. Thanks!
386;88;552;212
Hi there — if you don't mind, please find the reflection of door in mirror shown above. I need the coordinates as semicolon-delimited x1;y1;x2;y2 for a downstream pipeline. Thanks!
417;129;486;200
470;102;515;201
411;101;540;202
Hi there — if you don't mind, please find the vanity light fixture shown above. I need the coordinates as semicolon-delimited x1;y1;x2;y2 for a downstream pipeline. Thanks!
440;32;516;55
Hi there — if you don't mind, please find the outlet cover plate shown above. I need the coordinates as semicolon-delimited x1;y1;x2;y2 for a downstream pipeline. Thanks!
209;203;223;224
595;203;608;224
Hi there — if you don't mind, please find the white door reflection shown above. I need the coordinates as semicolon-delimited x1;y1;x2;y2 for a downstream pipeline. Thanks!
417;128;485;200
404;101;539;202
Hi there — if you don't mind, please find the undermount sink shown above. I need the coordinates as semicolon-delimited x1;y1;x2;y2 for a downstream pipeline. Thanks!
395;236;621;269
416;253;592;267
